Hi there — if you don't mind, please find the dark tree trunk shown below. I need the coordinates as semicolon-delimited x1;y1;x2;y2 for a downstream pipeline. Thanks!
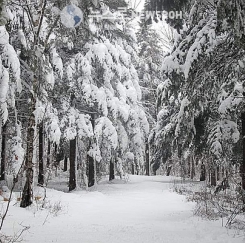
47;139;51;168
63;156;68;172
135;157;140;175
190;156;195;180
145;142;150;176
166;166;172;176
210;167;216;186
54;143;58;168
87;113;96;187
221;166;225;179
54;143;59;176
200;163;206;181
131;163;135;175
38;123;44;186
69;137;76;191
109;156;115;181
0;123;7;181
187;157;191;178
87;154;95;187
217;166;220;181
241;112;245;190
180;159;186;178
55;143;65;168
57;147;64;167
21;94;35;208
135;163;139;175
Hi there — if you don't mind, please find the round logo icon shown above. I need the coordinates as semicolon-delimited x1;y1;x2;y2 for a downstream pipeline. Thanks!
60;5;83;28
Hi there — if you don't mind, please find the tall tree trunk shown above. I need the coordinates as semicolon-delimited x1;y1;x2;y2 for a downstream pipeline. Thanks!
87;154;95;187
166;164;172;176
0;123;7;181
20;94;35;208
47;139;51;168
200;163;206;181
187;157;191;178
217;166;220;181
56;147;64;169
145;142;150;176
109;156;115;181
54;143;58;167
135;157;140;175
190;156;195;180
221;166;225;180
87;113;96;187
38;123;44;186
210;167;216;186
63;156;68;172
241;112;245;190
131;162;135;175
94;159;97;185
54;143;58;176
69;137;76;191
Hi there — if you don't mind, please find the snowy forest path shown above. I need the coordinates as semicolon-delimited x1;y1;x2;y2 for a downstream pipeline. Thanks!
3;175;245;243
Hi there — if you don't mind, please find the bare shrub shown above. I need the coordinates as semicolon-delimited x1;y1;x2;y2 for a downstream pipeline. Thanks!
172;177;245;230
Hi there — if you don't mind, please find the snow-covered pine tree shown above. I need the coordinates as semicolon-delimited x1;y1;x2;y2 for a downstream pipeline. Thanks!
4;0;64;207
1;0;150;197
0;1;22;185
137;20;167;175
137;22;164;128
153;0;245;187
55;0;149;185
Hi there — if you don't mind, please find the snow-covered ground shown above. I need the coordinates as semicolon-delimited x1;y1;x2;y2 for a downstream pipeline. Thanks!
1;175;245;243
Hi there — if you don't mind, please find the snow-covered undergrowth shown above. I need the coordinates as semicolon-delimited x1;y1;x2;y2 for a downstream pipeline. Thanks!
171;178;245;231
0;175;245;243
